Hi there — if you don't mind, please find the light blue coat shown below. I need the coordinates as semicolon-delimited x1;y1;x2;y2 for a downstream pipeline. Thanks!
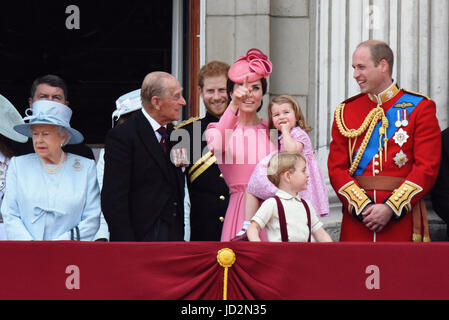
0;153;101;240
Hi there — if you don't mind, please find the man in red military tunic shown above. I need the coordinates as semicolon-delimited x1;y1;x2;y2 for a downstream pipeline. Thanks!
328;40;441;242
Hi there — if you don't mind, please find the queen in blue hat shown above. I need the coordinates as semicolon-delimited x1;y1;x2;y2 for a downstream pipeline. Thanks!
1;100;101;240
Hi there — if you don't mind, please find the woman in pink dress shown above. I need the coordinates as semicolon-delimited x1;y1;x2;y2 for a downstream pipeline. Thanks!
206;48;277;241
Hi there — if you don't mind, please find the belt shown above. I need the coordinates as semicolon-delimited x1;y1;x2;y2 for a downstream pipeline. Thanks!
355;176;402;191
355;175;430;242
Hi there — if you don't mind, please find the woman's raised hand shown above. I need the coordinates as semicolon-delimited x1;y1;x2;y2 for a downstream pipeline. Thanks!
230;76;252;113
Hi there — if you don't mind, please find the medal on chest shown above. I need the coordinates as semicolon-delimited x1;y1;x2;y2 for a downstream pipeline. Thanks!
395;109;409;128
393;128;409;147
401;109;409;127
393;150;408;168
395;109;402;128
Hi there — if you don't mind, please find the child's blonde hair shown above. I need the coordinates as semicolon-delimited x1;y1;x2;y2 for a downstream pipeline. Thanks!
267;152;306;187
268;94;312;133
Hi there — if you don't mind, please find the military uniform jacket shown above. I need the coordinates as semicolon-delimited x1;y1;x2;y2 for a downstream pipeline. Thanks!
328;83;441;241
176;112;229;241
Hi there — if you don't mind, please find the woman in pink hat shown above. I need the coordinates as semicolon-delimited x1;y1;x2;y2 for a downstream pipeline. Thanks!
206;48;277;241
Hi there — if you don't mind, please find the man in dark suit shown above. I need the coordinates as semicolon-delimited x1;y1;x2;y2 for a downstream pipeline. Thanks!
431;128;449;239
101;71;186;241
175;61;230;240
15;74;95;160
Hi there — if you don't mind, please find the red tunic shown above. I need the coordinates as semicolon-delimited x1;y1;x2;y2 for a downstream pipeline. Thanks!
328;85;441;241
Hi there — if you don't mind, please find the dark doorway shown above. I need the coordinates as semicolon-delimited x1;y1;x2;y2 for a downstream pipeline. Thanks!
0;1;173;144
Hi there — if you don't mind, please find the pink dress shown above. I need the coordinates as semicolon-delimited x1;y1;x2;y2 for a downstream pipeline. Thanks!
247;126;329;217
206;107;277;241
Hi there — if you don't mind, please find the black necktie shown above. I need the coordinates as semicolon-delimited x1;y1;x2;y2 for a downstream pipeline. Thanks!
157;126;169;154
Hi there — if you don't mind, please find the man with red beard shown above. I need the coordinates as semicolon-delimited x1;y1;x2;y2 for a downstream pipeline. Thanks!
328;40;441;242
175;61;230;240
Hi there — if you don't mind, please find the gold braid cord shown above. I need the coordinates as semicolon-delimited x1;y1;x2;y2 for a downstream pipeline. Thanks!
335;104;389;176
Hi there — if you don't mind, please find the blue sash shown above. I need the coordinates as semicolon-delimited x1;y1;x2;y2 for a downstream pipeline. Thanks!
353;93;423;176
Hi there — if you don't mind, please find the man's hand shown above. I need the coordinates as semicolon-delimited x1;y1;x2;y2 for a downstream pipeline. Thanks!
362;204;393;232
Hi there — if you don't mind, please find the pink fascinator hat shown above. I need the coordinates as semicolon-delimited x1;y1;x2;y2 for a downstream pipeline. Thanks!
228;48;272;83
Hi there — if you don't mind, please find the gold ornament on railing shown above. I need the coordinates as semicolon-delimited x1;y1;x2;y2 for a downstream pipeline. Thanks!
217;248;236;300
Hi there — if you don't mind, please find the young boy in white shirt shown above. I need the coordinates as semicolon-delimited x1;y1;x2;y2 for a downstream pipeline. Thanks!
247;152;332;242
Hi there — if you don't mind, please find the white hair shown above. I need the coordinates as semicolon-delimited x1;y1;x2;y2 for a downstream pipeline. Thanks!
56;126;72;146
29;124;72;146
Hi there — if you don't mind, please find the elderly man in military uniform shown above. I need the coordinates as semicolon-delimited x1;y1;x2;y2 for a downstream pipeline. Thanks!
328;40;441;242
176;61;230;241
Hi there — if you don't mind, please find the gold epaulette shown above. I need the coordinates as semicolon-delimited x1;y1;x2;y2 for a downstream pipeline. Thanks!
340;93;365;105
403;89;430;100
174;116;200;130
386;180;422;218
188;151;217;183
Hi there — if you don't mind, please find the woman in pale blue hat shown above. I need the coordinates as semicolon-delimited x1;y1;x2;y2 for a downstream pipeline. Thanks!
1;100;101;240
0;94;28;240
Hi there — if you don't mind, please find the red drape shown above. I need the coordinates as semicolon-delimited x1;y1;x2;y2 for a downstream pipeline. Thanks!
1;241;448;300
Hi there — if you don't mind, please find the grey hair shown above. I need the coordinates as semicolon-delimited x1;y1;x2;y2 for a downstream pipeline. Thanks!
140;71;174;108
56;126;72;146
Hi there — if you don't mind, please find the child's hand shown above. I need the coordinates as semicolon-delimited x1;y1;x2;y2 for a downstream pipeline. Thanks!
279;121;293;133
247;221;262;241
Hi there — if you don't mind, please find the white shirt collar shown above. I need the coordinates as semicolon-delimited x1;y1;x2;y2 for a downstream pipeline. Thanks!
141;108;167;141
141;108;166;132
275;189;301;201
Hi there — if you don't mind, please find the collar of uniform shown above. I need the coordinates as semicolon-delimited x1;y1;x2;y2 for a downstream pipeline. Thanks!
204;111;220;125
275;189;301;202
368;81;400;104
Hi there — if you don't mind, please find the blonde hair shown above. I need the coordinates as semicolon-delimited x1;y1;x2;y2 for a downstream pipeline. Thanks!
268;94;312;133
267;152;306;187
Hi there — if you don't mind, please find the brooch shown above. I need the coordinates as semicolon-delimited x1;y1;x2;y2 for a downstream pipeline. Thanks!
394;102;414;108
393;128;409;147
394;150;408;168
73;158;82;171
